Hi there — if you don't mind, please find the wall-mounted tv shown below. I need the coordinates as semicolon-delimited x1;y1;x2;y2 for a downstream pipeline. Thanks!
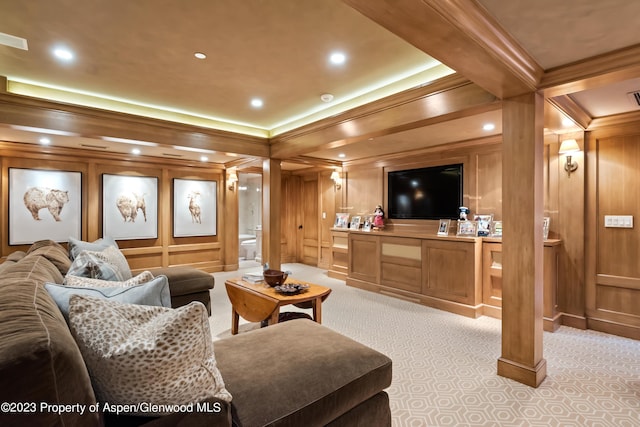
388;163;463;220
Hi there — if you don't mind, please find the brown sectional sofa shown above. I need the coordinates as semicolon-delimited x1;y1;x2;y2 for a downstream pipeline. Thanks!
0;240;392;426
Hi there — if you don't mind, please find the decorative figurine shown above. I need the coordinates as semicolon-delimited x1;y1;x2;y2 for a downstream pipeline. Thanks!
458;206;470;221
373;205;385;229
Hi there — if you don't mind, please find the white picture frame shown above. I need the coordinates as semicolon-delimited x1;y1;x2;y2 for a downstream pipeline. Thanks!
334;213;350;229
362;216;372;232
543;217;550;240
490;220;503;237
9;168;82;245
456;220;477;237
437;219;451;236
173;178;217;237
102;174;158;240
474;214;493;237
350;216;361;230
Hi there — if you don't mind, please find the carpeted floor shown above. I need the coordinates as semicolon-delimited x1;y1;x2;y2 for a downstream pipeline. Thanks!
211;263;640;427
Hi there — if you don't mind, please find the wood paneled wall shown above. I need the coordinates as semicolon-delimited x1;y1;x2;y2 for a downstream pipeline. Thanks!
587;125;640;339
343;137;503;235
0;142;226;272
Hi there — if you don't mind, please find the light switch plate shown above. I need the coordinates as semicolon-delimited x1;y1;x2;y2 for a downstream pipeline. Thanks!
604;215;633;228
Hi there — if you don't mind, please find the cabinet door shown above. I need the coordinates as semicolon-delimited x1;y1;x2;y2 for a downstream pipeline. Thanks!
349;233;380;284
380;237;422;293
482;242;503;308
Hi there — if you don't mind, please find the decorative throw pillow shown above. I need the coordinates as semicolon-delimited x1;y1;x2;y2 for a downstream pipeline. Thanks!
66;249;125;281
64;270;154;288
45;275;170;320
68;296;232;415
68;236;119;260
91;246;132;280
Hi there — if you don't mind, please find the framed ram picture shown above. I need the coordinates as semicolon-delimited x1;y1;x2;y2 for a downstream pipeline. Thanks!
172;178;217;237
102;174;158;240
9;168;82;245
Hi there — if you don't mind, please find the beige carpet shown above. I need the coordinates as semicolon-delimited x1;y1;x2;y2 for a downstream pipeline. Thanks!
210;263;640;427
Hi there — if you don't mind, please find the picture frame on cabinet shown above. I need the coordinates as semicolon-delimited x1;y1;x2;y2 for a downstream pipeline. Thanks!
362;216;372;232
437;219;451;236
457;220;477;237
474;214;493;237
334;212;350;229
350;216;361;230
490;220;503;237
543;217;550;240
9;168;82;245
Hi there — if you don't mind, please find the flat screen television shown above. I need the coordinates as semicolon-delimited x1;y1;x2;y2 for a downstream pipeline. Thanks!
388;163;463;220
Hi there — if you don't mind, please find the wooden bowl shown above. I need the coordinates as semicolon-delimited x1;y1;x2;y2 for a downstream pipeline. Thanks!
263;269;288;287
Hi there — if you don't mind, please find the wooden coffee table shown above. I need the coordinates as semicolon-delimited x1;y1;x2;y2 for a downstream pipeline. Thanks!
225;277;331;335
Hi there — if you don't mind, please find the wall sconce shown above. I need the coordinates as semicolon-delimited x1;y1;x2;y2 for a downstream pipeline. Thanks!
330;169;342;190
227;170;238;190
559;139;580;175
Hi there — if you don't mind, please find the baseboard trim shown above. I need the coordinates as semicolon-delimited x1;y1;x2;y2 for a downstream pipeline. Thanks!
497;357;547;388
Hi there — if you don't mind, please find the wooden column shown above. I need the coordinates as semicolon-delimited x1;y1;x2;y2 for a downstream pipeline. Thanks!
497;92;547;387
223;169;239;271
262;159;282;270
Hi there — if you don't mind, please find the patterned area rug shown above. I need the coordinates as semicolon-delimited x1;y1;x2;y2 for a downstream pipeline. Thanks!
211;263;640;427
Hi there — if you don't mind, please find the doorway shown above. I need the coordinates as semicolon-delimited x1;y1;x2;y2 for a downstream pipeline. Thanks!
238;172;262;268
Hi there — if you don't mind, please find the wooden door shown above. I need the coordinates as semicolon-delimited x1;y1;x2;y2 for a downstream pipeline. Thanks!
301;175;319;265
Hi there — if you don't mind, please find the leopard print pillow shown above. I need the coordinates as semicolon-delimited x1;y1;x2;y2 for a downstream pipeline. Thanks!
68;296;232;415
64;270;154;288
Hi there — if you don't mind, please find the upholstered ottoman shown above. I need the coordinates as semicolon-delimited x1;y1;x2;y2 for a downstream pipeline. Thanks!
215;319;392;426
148;266;215;315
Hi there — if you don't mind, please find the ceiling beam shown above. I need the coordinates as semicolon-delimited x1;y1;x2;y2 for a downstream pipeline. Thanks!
271;75;497;159
0;92;269;158
342;0;543;99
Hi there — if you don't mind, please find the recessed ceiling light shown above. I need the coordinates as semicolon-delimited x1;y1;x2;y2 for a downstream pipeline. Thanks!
52;46;74;61
200;155;208;162
131;148;141;155
483;123;495;131
338;153;346;158
194;52;206;59
251;98;263;108
329;52;346;65
39;137;51;145
320;93;334;103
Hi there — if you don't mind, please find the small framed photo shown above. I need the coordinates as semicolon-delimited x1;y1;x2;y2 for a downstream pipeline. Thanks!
437;219;451;236
362;216;372;232
474;214;493;237
334;212;350;229
457;220;477;237
543;217;550;240
350;216;361;230
490;221;503;237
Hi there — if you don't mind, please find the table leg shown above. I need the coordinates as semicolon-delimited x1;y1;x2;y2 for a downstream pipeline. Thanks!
268;308;280;326
312;297;322;324
231;308;239;335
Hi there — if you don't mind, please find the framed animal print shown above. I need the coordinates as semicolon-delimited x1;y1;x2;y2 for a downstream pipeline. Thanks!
9;168;82;245
102;174;158;240
173;178;217;237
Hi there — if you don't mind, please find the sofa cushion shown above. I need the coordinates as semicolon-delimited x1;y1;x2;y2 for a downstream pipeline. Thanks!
64;270;154;287
0;250;26;275
148;266;214;296
214;319;392;427
68;296;232;416
26;240;72;276
67;249;125;281
0;278;100;426
68;236;119;260
1;252;64;285
45;275;171;320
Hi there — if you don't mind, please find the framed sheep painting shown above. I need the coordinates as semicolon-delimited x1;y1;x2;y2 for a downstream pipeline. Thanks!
172;178;217;237
9;168;82;245
102;174;158;240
